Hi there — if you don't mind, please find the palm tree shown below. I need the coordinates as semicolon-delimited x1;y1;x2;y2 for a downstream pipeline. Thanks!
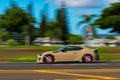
77;14;97;40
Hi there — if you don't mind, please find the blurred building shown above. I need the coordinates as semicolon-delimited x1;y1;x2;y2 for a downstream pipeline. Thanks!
0;41;5;45
33;37;64;46
85;34;120;47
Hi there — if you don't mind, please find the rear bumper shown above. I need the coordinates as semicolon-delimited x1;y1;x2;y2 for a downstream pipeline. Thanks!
95;54;99;60
94;49;99;60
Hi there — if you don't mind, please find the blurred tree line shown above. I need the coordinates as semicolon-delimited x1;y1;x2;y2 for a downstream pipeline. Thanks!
0;0;35;45
0;0;82;45
1;0;119;45
39;2;70;41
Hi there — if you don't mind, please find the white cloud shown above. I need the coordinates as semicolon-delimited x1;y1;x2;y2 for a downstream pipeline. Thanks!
106;0;120;4
76;11;96;16
54;0;103;8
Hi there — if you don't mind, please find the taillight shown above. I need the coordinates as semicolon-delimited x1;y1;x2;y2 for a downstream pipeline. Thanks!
94;49;98;54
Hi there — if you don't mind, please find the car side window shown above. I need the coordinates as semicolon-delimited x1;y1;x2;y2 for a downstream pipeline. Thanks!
64;46;75;51
74;47;83;51
64;46;83;51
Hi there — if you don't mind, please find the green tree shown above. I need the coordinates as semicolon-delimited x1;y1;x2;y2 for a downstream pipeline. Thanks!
56;2;69;41
39;14;48;37
66;34;83;44
0;0;35;45
6;39;16;46
45;21;62;40
23;2;35;45
94;2;120;33
0;7;24;34
0;30;10;41
105;35;116;40
78;14;97;39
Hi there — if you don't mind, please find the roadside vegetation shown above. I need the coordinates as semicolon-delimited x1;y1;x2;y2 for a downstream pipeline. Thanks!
0;46;120;62
0;45;60;62
97;47;120;61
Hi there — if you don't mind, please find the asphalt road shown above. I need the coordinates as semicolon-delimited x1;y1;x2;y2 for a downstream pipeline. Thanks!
0;62;120;80
0;62;120;69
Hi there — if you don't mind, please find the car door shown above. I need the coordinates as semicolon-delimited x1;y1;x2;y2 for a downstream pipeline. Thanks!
56;46;77;61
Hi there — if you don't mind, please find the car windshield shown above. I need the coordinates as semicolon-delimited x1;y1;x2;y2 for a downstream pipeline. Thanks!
56;45;66;52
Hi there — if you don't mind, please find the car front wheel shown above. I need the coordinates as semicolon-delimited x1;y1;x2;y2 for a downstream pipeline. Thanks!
43;55;54;64
82;54;93;63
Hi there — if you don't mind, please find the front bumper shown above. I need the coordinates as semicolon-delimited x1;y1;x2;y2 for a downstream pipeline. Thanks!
37;55;44;63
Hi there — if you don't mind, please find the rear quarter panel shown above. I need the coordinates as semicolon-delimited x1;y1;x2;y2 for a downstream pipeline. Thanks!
76;47;96;62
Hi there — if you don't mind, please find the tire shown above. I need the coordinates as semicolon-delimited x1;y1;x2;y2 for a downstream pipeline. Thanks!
43;55;54;64
82;54;93;63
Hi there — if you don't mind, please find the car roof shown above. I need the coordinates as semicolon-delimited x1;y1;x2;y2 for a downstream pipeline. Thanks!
65;45;84;48
66;45;91;49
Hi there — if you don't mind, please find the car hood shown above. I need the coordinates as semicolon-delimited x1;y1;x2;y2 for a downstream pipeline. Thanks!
44;51;53;54
40;51;54;55
38;50;59;56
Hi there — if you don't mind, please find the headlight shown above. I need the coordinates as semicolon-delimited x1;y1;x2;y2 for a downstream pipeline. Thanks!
38;53;43;56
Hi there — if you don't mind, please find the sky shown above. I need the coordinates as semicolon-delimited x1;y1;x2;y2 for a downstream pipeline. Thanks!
0;0;120;36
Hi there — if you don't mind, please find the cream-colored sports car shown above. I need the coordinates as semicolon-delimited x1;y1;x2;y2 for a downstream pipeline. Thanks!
37;45;99;64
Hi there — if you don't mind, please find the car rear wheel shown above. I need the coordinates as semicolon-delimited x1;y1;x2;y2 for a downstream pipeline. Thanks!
43;55;54;64
82;54;93;63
